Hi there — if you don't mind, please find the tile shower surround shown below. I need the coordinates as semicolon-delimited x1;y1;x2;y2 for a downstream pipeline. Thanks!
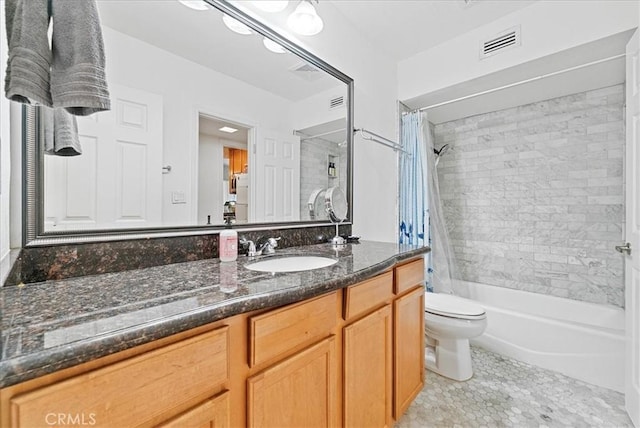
300;138;347;219
3;224;351;286
434;84;624;307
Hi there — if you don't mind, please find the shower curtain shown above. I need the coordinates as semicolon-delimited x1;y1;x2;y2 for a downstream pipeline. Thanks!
400;111;457;294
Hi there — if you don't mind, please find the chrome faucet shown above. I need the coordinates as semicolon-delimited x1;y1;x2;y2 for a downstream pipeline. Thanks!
240;237;281;257
257;237;281;255
240;238;258;257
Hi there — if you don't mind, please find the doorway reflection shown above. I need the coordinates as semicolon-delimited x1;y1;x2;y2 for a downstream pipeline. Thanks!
198;114;250;225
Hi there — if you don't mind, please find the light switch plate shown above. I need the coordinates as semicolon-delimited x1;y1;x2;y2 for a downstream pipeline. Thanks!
171;191;186;204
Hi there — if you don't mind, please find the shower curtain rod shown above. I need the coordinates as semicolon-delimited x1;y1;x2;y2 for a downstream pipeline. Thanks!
354;128;409;154
417;53;626;112
295;128;346;141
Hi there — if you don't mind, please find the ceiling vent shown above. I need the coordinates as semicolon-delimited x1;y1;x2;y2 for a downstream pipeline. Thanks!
480;26;521;59
289;62;323;82
329;95;344;110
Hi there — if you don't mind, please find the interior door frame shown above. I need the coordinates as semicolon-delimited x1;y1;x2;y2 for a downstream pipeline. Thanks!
190;107;256;225
625;26;640;428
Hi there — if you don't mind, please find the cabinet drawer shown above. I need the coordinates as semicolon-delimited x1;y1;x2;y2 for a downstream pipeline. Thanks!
11;327;229;428
249;292;337;367
344;271;393;321
395;258;425;295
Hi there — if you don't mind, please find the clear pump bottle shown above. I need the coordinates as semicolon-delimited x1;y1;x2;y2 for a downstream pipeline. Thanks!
219;219;238;262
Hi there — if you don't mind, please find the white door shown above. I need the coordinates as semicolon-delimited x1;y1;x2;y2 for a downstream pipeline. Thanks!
625;28;640;428
251;128;300;223
44;84;163;230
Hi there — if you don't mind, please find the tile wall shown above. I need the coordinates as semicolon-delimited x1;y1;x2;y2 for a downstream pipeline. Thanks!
434;84;625;307
300;139;347;219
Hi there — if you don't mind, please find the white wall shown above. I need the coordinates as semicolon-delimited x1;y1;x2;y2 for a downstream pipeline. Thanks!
197;134;224;226
102;27;295;226
240;4;400;242
197;134;247;226
398;1;639;102
291;86;348;132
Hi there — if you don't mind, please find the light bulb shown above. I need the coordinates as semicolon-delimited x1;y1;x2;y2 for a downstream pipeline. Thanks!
287;1;323;36
263;38;288;54
223;15;253;35
178;0;209;11
252;1;289;13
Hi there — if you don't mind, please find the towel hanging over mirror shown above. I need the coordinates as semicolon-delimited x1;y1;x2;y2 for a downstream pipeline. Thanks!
4;0;111;115
43;106;82;156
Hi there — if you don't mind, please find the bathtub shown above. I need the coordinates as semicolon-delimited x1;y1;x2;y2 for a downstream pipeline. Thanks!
455;280;626;392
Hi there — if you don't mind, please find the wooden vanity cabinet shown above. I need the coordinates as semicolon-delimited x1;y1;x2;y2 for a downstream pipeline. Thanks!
393;258;426;419
9;327;230;428
341;259;425;428
1;258;426;428
158;391;231;428
394;286;425;418
247;337;338;428
342;272;394;427
344;304;393;427
246;292;339;428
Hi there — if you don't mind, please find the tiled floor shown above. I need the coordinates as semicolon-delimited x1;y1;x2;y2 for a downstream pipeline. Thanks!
396;347;633;428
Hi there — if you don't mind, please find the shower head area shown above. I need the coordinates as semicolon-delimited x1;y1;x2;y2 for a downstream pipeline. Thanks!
434;144;450;166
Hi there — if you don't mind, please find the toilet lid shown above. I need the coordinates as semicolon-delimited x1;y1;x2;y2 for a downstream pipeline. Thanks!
425;293;486;320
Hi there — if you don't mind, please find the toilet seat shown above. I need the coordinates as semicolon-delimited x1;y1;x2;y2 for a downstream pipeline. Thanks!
425;293;486;320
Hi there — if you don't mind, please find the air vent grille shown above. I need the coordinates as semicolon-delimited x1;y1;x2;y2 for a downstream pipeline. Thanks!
329;96;344;110
289;62;323;82
480;26;520;59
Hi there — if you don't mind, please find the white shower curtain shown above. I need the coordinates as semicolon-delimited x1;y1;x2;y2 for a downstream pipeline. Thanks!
400;111;457;294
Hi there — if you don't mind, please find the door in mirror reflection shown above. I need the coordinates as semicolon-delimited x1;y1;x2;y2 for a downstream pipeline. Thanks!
44;84;164;231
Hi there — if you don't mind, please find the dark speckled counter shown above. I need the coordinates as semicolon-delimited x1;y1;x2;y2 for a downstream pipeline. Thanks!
0;241;428;389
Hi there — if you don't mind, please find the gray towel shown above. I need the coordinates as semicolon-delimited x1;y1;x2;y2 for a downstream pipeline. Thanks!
50;0;110;116
43;106;82;157
4;0;53;106
4;0;110;116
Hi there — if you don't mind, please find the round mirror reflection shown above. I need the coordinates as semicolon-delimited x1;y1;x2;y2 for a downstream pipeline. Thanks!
325;186;348;223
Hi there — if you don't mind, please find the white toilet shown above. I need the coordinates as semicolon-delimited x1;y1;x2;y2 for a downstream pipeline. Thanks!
424;292;487;381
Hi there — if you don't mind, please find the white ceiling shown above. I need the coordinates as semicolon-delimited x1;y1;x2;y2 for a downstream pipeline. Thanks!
199;115;249;143
328;0;538;61
97;1;343;102
97;0;540;101
98;0;626;123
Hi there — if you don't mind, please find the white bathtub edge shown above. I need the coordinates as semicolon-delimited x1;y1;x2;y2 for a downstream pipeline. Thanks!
456;281;626;393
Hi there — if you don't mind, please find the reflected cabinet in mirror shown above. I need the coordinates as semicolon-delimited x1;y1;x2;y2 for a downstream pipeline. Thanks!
24;0;353;244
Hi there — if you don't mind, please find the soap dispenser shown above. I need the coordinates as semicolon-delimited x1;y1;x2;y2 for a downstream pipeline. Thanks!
219;218;238;262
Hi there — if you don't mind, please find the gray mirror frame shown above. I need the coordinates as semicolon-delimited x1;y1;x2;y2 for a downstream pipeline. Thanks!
22;0;354;247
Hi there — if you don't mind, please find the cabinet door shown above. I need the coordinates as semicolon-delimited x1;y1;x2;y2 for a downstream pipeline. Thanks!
247;336;337;428
158;391;230;428
394;287;425;418
344;305;392;428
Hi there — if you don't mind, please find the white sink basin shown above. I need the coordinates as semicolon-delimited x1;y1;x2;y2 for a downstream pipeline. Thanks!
245;256;337;273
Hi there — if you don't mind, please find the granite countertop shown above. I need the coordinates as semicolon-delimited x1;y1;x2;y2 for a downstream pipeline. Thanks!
0;241;429;388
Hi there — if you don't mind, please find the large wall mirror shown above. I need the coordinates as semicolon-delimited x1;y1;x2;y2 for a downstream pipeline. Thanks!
23;0;353;245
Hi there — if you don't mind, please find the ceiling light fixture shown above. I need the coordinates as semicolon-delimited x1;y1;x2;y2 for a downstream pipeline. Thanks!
219;126;238;133
178;0;209;11
252;1;289;13
222;15;253;35
263;37;288;54
287;1;323;36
